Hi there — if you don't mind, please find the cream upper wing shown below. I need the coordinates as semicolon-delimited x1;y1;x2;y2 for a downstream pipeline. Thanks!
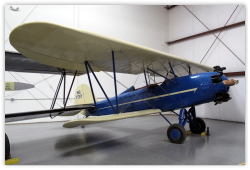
9;22;213;78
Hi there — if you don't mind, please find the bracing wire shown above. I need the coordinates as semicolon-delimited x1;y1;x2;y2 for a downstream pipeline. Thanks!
26;89;46;109
148;76;183;107
8;72;19;82
103;71;127;89
5;74;56;99
200;5;240;64
6;72;47;109
183;5;244;65
15;72;62;108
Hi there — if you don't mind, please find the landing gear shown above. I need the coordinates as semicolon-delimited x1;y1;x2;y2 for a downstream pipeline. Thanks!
161;106;207;144
5;133;10;160
167;124;186;144
189;117;206;134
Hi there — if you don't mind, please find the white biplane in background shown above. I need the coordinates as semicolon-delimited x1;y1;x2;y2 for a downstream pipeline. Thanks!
5;22;238;159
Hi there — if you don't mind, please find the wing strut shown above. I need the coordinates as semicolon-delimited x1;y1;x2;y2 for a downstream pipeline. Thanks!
64;70;77;108
50;69;78;118
143;69;149;90
63;69;66;105
85;61;116;114
188;65;192;75
85;61;97;109
147;68;177;85
50;69;64;110
168;62;179;84
112;51;119;114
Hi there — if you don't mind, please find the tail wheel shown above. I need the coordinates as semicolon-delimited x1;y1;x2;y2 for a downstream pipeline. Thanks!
5;133;10;160
167;124;187;144
189;118;206;134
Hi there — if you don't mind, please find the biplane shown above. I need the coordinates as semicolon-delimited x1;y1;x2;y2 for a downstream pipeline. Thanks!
5;22;238;157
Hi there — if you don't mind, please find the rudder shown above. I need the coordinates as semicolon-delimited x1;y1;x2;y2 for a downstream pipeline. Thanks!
75;84;98;105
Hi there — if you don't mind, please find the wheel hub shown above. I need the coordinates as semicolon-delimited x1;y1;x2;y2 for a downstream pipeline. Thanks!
170;129;181;139
193;123;201;130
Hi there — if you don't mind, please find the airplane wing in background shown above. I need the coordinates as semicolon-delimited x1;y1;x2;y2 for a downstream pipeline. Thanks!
5;105;94;123
5;51;85;76
5;51;89;123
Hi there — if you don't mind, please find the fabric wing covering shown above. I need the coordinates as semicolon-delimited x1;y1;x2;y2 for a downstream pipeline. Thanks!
9;22;213;78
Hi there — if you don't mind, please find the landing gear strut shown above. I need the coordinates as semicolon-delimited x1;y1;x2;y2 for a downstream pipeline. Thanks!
189;117;206;134
163;106;206;144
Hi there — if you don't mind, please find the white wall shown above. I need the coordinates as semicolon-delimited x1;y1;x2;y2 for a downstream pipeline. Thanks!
4;5;167;123
167;5;246;122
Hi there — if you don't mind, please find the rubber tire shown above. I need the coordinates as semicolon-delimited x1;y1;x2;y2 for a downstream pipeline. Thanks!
5;133;10;160
167;124;187;144
189;118;206;134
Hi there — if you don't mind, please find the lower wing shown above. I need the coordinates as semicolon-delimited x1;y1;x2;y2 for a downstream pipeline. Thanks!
63;109;162;128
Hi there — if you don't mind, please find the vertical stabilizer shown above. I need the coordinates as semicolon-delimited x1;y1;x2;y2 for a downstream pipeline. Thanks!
75;84;98;105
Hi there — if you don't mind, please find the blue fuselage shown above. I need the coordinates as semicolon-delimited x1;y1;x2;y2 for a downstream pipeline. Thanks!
89;72;229;116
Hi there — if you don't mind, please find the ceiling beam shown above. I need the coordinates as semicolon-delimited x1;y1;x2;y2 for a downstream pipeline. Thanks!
224;71;245;76
166;21;245;45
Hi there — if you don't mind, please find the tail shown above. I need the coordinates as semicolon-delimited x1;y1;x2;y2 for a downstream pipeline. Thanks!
75;84;98;105
59;84;97;117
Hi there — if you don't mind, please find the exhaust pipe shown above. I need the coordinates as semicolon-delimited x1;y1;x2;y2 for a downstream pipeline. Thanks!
211;65;226;84
214;91;231;105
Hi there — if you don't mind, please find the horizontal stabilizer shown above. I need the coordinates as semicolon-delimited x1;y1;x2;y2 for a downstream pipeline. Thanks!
63;109;161;128
59;109;86;116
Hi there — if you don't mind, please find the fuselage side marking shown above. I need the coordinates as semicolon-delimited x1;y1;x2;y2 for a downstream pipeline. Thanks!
97;88;198;110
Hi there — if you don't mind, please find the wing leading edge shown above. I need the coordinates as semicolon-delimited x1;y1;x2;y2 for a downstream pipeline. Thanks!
9;22;214;79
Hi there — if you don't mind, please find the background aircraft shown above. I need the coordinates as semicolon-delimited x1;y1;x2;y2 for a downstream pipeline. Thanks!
5;82;34;91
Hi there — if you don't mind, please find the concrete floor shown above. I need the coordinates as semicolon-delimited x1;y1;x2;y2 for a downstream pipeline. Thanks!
5;115;245;165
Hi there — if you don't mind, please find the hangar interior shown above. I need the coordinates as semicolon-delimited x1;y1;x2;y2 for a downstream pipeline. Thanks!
5;5;245;165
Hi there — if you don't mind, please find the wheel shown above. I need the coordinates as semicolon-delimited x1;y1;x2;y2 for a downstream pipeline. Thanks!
167;124;187;144
5;133;10;160
189;117;206;134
